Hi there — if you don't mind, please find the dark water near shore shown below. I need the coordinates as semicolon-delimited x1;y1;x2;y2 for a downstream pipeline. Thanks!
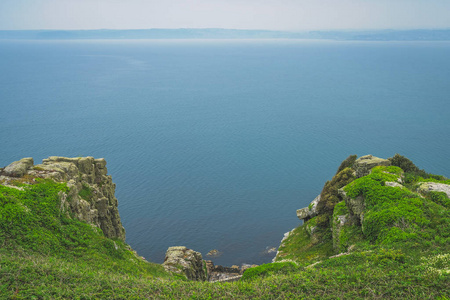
1;39;449;266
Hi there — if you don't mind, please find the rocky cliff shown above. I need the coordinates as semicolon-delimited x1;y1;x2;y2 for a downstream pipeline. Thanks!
276;154;450;262
0;156;125;240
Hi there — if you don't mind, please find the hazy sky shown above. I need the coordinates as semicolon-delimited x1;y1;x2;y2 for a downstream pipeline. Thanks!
1;0;449;31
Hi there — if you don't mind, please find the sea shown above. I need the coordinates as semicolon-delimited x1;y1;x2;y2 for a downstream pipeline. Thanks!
1;39;449;266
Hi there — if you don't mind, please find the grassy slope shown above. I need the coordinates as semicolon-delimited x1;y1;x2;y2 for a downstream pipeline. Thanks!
1;158;449;299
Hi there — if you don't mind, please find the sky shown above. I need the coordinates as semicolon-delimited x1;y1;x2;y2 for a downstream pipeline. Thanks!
1;0;450;31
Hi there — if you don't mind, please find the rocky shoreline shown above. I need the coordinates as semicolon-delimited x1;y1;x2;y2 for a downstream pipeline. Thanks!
162;246;259;282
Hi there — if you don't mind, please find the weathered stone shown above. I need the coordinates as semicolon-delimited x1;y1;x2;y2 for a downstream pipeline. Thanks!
297;194;320;221
353;155;390;178
385;181;403;188
3;158;34;177
94;158;107;169
339;189;365;222
205;261;248;282
418;182;450;198
266;247;277;254
163;246;206;281
206;249;221;257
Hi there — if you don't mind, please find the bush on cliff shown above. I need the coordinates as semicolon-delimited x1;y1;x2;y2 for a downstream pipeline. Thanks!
315;167;355;227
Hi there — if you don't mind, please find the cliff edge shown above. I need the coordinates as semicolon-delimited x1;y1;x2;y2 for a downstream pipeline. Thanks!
0;156;125;240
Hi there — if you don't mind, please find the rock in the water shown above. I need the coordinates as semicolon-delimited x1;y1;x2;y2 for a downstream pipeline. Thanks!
353;155;390;178
297;194;320;221
163;246;206;281
267;247;277;254
206;249;221;257
3;158;34;177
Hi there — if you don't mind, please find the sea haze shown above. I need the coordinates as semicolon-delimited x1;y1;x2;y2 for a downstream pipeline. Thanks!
1;39;449;266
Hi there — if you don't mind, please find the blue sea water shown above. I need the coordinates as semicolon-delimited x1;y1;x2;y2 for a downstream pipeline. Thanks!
1;39;449;266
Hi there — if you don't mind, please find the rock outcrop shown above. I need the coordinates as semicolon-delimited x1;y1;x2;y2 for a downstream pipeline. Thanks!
3;157;34;177
0;156;125;240
296;194;320;222
338;189;365;222
163;246;207;281
353;155;390;178
294;154;396;253
418;182;450;198
297;155;390;224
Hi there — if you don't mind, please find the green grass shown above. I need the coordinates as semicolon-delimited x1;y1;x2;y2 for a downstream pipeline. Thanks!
1;156;449;299
1;247;448;299
0;179;173;299
275;225;334;264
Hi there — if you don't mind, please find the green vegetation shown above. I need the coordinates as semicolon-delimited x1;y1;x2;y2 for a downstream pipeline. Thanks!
335;154;357;175
427;191;450;208
241;262;298;280
275;226;334;264
78;182;93;202
390;153;449;186
1;155;449;299
343;165;449;247
0;179;172;299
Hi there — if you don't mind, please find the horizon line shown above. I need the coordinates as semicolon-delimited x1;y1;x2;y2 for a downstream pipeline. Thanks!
1;27;450;32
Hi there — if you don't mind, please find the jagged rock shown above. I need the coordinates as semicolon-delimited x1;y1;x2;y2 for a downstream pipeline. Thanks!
353;155;390;178
1;156;125;241
297;194;320;221
3;158;34;177
163;246;206;281
418;182;450;198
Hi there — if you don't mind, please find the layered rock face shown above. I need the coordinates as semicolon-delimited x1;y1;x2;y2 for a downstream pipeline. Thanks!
0;156;125;240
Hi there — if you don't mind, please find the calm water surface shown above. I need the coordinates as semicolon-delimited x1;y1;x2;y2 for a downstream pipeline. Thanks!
1;39;449;265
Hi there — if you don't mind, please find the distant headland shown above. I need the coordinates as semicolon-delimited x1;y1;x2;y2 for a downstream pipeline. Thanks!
1;28;450;40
